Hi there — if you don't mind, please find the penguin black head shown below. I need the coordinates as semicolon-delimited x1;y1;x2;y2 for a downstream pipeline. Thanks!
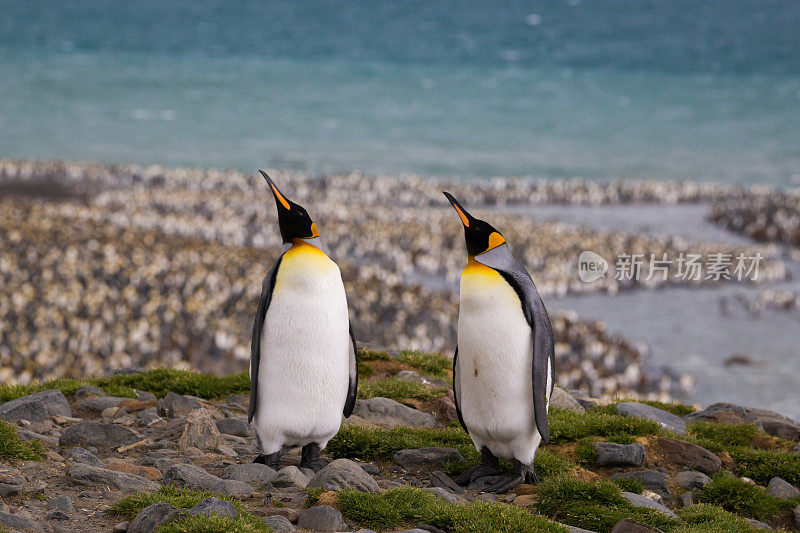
259;170;319;244
443;192;506;256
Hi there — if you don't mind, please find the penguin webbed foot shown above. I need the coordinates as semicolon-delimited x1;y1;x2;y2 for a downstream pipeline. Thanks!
455;447;501;486
484;460;537;494
254;452;281;470
299;443;328;473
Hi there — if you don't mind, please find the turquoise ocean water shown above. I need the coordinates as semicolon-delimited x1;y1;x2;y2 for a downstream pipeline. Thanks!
1;0;800;184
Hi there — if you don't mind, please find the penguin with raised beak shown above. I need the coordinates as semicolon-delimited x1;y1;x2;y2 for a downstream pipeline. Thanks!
444;192;555;493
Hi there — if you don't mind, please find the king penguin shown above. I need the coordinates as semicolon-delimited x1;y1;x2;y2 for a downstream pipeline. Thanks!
443;192;555;493
248;171;358;472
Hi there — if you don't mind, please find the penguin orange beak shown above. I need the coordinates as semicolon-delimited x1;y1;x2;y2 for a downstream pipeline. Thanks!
443;191;472;228
259;170;291;211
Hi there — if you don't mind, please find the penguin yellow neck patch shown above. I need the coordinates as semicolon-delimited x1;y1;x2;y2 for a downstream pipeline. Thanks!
462;257;503;286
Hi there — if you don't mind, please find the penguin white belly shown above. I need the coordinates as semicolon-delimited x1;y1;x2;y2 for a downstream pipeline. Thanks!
254;241;350;454
457;259;542;465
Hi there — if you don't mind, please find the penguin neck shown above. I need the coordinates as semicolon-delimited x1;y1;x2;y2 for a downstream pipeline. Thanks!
283;236;324;254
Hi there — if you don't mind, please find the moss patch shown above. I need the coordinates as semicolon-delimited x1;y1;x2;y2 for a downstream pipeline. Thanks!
696;473;800;522
726;447;800;486
0;369;250;403
549;408;664;443
674;503;771;533
338;487;566;532
357;378;447;401
536;475;679;532
0;419;45;461
327;425;474;461
155;513;268;533
396;350;451;379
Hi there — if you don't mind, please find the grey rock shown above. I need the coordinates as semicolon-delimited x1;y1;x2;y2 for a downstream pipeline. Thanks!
138;410;165;427
425;486;468;504
563;525;597;533
47;495;74;514
163;463;253;498
216;417;252;437
0;483;20;497
620;491;679;519
616;402;686;434
0;510;44;532
0;389;71;423
398;530;429;533
73;385;105;400
428;471;464;494
678;492;694;508
63;446;103;467
128;502;181;533
113;522;129;533
353;397;436;428
59;421;139;448
307;458;380;493
610;517;664;532
224;463;275;486
360;463;380;475
550;386;586;412
74;396;129;414
393;447;465;468
745;518;772;530
68;463;160;492
685;403;800;441
19;429;58;446
794;505;800;529
270;466;310;489
611;471;670;498
157;392;203;418
297;505;344;532
135;390;158;402
658;438;721;474
766;477;799;499
178;408;221;451
593;442;646;467
264;515;296;532
675;470;711;490
354;530;378;533
47;510;70;521
186;497;237;518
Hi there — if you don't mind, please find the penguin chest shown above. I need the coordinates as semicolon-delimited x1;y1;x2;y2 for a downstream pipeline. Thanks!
256;243;350;438
457;260;534;442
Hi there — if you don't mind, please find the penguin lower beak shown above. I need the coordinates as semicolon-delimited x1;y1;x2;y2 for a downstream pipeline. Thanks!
443;191;471;228
259;170;291;211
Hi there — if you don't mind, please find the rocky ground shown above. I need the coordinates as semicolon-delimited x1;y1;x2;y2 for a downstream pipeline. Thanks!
0;352;799;533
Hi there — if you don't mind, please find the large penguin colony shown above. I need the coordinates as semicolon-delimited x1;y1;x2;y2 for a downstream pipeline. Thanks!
0;159;793;401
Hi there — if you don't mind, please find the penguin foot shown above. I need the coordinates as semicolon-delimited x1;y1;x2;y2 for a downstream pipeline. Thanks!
525;465;540;485
484;473;524;494
299;443;328;473
455;447;500;486
254;452;281;470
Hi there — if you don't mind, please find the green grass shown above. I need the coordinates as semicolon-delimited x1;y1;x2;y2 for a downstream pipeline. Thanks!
696;473;800;523
109;486;268;533
674;504;771;533
0;369;250;403
327;425;475;461
727;447;800;486
357;378;448;401
358;349;392;362
0;419;45;461
638;400;696;417
549;408;664;443
304;487;325;506
338;487;567;533
687;422;766;452
611;477;644;494
536;475;679;533
396;350;452;379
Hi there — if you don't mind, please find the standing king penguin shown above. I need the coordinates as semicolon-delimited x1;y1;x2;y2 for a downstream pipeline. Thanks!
444;192;555;493
249;171;358;472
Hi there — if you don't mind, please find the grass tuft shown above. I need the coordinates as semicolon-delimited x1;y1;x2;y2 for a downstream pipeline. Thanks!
726;447;800;486
304;487;325;506
611;477;644;494
687;422;764;452
536;475;679;532
338;487;566;532
0;369;250;403
357;349;392;362
674;503;771;533
357;378;447;401
549;408;664;443
696;473;800;522
155;513;268;533
0;420;45;461
396;350;452;379
327;425;474;461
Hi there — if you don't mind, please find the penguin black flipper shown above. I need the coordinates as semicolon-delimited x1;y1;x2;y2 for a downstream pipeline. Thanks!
477;245;556;443
343;323;359;417
451;346;468;434
248;253;285;424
